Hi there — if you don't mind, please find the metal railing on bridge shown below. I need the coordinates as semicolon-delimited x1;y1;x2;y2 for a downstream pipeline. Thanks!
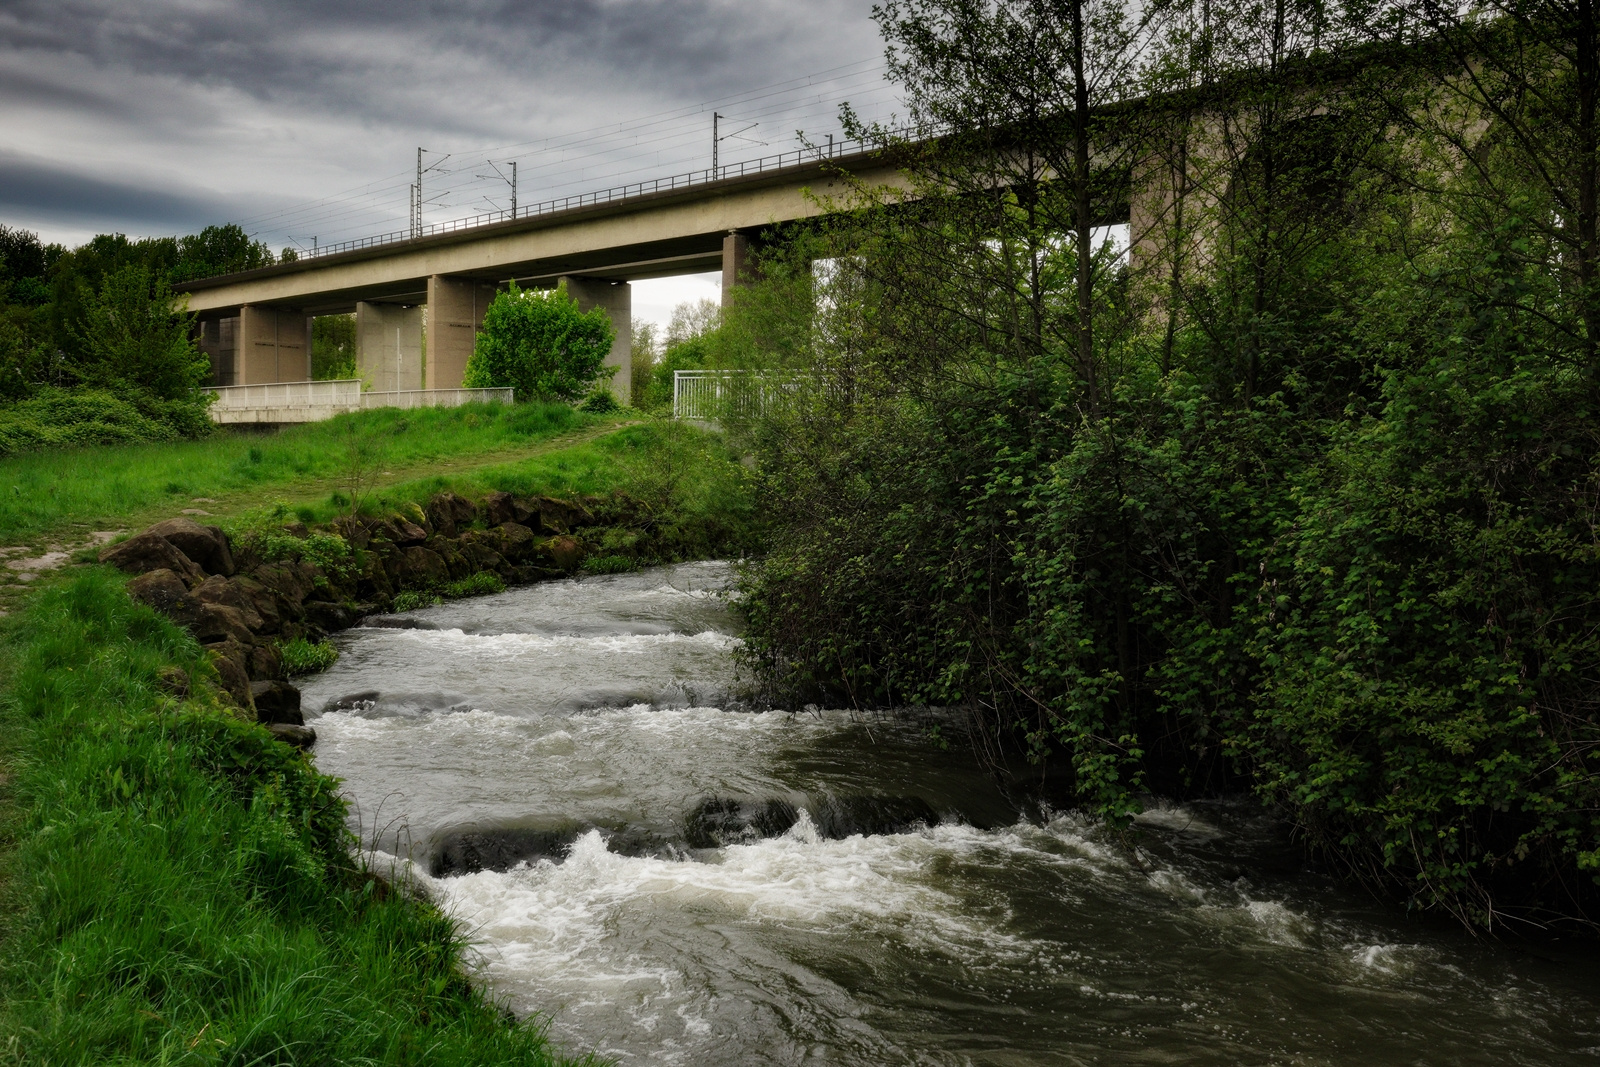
673;370;807;421
360;387;513;410
204;380;514;424
301;134;884;261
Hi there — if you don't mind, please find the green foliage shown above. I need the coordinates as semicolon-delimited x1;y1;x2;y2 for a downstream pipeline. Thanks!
169;223;277;283
733;0;1600;929
584;554;640;575
580;386;619;413
444;571;507;599
225;503;353;576
0;569;577;1063
0;386;213;458
464;281;615;401
0;400;589;544
392;589;443;612
279;636;339;675
311;313;357;379
70;261;212;408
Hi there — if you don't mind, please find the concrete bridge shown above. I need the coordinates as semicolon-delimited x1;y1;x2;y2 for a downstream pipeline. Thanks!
176;142;909;405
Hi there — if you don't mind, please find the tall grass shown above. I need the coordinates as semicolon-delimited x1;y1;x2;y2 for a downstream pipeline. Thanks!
0;401;599;543
0;569;587;1065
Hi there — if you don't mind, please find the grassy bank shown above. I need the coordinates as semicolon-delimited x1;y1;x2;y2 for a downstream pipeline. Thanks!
0;401;610;545
0;569;587;1064
0;413;755;1062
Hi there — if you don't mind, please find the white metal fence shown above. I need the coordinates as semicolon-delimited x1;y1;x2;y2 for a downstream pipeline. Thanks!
360;388;513;410
673;370;804;420
204;380;514;424
205;379;362;424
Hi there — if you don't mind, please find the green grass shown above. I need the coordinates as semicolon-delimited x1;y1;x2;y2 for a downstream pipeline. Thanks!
0;401;605;544
279;637;338;676
0;568;588;1064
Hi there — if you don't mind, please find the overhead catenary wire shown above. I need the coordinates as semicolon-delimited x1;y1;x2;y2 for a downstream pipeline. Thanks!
231;59;898;248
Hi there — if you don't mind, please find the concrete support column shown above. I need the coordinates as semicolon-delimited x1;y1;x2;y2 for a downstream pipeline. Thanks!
237;305;309;384
355;302;424;392
558;276;631;405
426;275;499;390
721;230;761;305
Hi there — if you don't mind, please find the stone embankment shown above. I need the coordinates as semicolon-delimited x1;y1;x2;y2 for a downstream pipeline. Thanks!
98;490;624;746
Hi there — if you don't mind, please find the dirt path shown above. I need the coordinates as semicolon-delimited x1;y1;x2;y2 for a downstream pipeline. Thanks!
0;419;641;611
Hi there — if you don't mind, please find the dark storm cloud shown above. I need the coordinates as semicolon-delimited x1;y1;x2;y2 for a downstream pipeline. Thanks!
0;0;888;244
1;0;879;128
0;152;247;232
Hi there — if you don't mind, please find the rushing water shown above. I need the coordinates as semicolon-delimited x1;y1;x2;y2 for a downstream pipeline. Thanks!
300;562;1600;1065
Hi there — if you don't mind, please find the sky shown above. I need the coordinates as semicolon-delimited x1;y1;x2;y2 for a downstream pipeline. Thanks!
0;0;899;330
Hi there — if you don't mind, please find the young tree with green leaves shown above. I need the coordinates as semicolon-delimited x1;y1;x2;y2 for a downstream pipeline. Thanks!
463;281;615;402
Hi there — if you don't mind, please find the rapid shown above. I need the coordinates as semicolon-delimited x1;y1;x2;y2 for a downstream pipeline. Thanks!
298;562;1600;1065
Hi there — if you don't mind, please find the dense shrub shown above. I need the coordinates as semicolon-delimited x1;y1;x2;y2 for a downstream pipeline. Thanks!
463;282;615;401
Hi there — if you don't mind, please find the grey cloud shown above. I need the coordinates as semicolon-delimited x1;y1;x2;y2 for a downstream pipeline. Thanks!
0;152;258;233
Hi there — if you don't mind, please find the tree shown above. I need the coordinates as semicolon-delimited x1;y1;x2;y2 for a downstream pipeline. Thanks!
462;281;615;401
71;263;210;401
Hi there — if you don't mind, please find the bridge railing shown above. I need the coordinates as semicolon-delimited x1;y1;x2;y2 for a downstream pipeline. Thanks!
303;134;887;261
203;380;515;423
673;370;809;420
360;387;513;409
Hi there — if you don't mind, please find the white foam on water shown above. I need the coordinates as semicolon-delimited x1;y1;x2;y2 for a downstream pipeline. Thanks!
367;627;741;660
431;815;1041;1063
1132;801;1226;841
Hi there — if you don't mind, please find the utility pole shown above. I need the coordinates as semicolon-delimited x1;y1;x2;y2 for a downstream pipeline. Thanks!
511;160;517;218
414;147;423;238
713;112;722;176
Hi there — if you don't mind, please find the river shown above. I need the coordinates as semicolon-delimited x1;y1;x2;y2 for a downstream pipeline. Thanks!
298;561;1600;1065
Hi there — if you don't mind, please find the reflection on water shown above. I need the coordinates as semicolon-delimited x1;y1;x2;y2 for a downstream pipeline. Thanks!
300;562;1600;1066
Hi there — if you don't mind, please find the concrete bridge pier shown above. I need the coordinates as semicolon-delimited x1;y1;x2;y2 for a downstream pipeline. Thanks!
356;302;423;392
237;305;310;384
559;276;631;404
721;231;761;305
426;275;499;390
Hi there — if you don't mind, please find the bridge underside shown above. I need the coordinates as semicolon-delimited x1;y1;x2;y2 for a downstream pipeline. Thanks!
180;149;1132;403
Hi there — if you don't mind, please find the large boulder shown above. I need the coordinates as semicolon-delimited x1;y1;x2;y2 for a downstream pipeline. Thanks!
231;575;283;633
190;575;264;631
179;601;257;645
493;522;538;562
268;723;316;750
144;518;234;577
303;601;354;634
426;492;477;537
252;563;311;612
535;535;583;572
205;641;255;711
425;536;473;580
127;568;190;613
482;491;516;527
250;680;303;726
529;496;596;535
100;533;203;584
389;546;449;587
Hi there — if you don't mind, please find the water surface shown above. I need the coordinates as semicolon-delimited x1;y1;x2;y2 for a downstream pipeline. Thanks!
301;562;1600;1065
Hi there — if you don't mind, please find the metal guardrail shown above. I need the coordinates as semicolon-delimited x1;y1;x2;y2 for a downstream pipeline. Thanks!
301;136;883;261
360;387;513;409
203;380;515;423
673;370;802;420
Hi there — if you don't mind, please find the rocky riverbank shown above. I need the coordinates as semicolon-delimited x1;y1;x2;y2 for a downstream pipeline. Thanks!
97;489;646;744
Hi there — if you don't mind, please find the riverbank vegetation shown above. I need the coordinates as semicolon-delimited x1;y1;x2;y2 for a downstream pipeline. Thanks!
0;401;600;544
0;568;585;1064
0;412;748;1061
729;0;1600;931
0;224;284;455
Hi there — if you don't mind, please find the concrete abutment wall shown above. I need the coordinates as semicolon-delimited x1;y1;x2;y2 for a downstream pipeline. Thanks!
559;275;631;405
355;302;423;392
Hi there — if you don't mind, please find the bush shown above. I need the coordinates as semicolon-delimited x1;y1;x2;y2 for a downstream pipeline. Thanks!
583;554;639;575
391;589;443;612
580;386;619;413
463;281;615;402
444;571;506;598
0;387;213;458
279;637;338;675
